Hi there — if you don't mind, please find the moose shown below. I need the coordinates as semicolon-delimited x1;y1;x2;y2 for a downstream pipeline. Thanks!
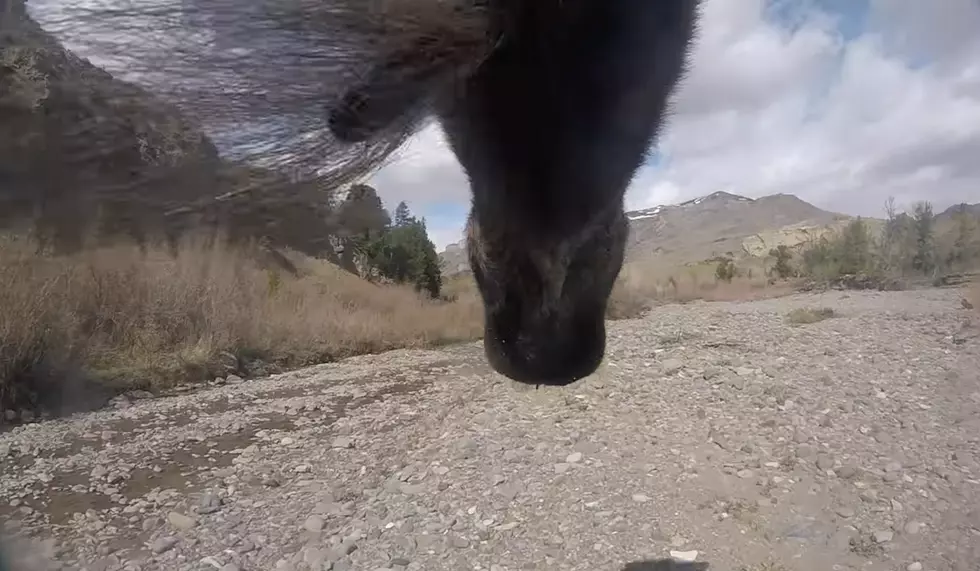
27;0;701;386
327;0;700;385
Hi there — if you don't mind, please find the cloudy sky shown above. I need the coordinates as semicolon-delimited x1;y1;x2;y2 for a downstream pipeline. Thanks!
364;0;980;250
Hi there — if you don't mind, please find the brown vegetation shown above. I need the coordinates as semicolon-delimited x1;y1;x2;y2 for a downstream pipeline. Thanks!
445;259;797;323
0;233;482;416
785;307;836;325
612;262;796;316
1;229;800;418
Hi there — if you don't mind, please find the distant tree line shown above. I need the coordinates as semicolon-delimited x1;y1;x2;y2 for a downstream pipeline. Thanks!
336;185;443;298
758;198;980;284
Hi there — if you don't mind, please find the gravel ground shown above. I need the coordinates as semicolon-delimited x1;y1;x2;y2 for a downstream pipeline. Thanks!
1;288;978;571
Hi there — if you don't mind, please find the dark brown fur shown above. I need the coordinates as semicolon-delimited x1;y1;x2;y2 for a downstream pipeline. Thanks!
328;1;700;384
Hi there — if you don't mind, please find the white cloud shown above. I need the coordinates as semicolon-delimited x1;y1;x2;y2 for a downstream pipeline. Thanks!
371;0;980;250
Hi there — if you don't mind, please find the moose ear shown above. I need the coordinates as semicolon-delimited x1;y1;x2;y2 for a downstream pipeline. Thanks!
328;0;496;143
328;43;457;143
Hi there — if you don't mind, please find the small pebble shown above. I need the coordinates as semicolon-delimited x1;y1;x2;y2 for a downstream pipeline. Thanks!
873;530;894;543
816;454;835;471
304;516;325;533
167;512;196;531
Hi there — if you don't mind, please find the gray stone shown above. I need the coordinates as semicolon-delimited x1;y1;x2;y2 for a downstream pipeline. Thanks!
197;492;222;515
151;537;178;554
167;512;197;531
816;454;835;471
662;359;684;374
835;507;855;518
872;530;894;543
835;465;859;479
795;444;815;458
332;436;354;449
702;367;722;381
304;516;325;533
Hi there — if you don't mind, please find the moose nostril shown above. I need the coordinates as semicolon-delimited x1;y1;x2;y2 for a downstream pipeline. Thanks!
483;316;606;386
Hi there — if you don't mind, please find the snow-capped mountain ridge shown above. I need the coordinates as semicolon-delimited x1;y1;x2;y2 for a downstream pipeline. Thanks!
626;191;753;221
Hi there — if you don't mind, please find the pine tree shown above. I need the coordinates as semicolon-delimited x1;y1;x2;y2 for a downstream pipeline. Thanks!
365;205;442;298
337;184;390;243
393;201;413;227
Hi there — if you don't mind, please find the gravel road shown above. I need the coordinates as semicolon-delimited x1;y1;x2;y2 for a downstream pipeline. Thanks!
2;288;978;571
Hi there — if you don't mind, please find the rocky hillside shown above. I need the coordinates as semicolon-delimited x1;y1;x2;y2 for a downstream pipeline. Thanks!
440;191;853;275
440;240;470;275
623;191;849;264
938;203;980;220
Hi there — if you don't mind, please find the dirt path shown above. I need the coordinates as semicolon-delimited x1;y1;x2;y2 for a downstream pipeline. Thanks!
2;288;978;571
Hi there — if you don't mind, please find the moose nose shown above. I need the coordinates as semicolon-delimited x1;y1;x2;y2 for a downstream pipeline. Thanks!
482;307;606;386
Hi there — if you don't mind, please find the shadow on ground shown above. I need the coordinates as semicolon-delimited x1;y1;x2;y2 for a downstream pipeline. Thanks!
622;560;709;571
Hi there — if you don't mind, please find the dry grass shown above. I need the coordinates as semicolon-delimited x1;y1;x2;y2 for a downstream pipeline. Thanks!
443;258;797;322
1;232;802;415
0;232;482;411
969;282;980;314
609;259;796;318
785;307;836;325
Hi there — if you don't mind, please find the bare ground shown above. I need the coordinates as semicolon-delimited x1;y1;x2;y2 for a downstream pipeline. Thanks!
1;288;978;571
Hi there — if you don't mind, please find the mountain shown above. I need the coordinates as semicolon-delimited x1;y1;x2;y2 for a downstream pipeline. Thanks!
439;191;854;275
622;191;851;265
937;202;980;221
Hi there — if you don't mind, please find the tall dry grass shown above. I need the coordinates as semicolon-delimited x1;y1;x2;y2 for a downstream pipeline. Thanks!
0;232;482;411
443;258;797;322
607;259;796;317
1;231;801;416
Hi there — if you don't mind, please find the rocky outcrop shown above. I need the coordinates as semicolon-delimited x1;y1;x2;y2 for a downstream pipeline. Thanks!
439;239;470;276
